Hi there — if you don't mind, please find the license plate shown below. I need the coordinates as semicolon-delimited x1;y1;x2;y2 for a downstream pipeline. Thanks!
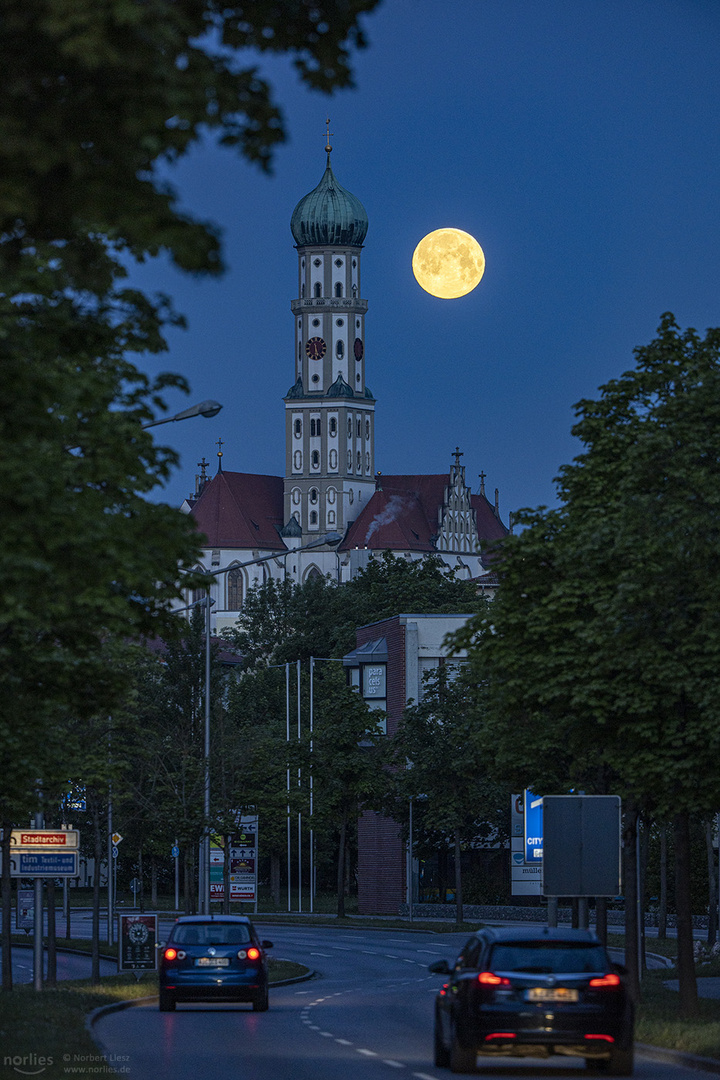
526;987;578;1002
196;957;230;967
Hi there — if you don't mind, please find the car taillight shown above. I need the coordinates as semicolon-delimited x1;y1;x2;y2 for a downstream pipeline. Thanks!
477;971;511;986
585;1034;615;1042
246;946;261;961
589;973;621;988
164;948;177;961
485;1033;516;1042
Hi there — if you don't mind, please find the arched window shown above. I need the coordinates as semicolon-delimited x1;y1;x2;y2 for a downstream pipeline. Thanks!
314;282;322;298
309;510;318;525
329;417;337;437
309;488;319;504
336;340;344;358
335;282;343;297
357;420;361;437
328;510;336;524
294;418;302;437
347;418;352;437
310;418;321;437
365;419;370;439
301;284;305;298
311;450;320;468
227;568;243;611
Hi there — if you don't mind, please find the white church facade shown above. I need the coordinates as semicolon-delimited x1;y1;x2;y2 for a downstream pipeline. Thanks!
181;137;508;634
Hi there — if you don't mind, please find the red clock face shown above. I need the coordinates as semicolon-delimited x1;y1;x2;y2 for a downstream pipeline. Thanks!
306;336;326;361
354;337;364;361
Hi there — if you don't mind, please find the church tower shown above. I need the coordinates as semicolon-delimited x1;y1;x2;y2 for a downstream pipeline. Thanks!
283;128;376;544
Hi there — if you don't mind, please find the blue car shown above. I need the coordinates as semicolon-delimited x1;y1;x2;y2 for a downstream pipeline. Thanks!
159;914;273;1012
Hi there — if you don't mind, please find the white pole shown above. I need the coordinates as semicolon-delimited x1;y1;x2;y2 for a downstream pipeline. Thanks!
408;797;413;921
286;663;291;912
174;839;179;911
297;659;302;914
202;588;212;914
310;657;314;914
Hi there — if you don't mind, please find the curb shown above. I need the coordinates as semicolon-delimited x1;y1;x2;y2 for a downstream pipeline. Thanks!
86;967;317;1033
638;1043;720;1074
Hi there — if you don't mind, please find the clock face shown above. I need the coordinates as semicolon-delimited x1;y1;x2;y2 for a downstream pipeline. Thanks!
354;337;364;361
305;336;326;361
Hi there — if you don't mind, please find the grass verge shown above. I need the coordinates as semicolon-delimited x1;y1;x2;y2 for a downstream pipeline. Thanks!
0;958;307;1080
637;970;720;1059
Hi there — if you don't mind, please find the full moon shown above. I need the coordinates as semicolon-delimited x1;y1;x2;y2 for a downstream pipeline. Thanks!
412;228;485;299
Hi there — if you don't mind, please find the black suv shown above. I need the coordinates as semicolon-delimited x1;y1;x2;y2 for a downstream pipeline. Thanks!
430;925;634;1074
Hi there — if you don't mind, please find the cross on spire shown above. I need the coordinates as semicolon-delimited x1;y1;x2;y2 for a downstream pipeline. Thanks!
216;437;224;473
452;446;464;468
324;117;333;158
197;457;209;481
479;471;486;495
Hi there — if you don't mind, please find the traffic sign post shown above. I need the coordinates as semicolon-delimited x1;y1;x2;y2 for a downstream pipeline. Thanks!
542;795;622;898
9;829;79;850
10;851;79;877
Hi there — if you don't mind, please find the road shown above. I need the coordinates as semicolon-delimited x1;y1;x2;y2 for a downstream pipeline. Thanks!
92;923;710;1080
4;946;117;983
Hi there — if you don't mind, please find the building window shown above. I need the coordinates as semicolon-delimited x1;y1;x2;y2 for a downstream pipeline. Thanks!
336;340;344;358
357;420;361;437
327;487;336;505
294;418;302;437
314;282;322;298
335;282;343;297
293;450;302;470
311;450;320;468
310;418;321;437
329;417;337;436
365;419;370;439
301;284;305;298
292;487;301;505
366;452;370;471
312;318;320;327
227;568;243;611
329;448;338;469
347;418;352;437
357;451;362;471
310;510;318;525
335;259;343;267
347;450;353;470
328;510;336;524
309;488;319;504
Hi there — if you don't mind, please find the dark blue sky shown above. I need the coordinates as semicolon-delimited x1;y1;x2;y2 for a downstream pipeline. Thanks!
133;0;720;520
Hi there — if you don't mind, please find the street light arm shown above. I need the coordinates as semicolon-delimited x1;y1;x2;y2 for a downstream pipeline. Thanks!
194;532;343;580
142;399;222;429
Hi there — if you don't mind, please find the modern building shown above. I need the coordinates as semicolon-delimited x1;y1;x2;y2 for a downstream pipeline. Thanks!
181;137;508;630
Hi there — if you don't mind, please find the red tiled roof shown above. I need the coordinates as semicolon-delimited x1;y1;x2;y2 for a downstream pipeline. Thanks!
341;475;508;553
190;471;286;550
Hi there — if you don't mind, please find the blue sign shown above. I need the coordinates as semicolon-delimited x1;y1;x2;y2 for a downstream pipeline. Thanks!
524;790;543;864
12;851;79;877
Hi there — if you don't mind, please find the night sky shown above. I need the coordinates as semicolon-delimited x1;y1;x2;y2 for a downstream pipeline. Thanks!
131;0;720;521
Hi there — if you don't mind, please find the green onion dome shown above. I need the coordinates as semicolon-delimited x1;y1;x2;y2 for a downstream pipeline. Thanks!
291;157;368;248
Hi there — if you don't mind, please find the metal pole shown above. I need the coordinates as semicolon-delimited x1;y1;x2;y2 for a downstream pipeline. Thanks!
636;816;643;981
33;809;43;991
310;657;314;914
297;659;302;914
107;722;114;945
286;663;291;912
408;798;413;921
203;589;212;914
174;838;180;911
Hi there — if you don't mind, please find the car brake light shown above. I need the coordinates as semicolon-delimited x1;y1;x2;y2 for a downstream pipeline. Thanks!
585;1034;615;1042
164;948;177;961
477;971;511;986
246;947;261;961
485;1033;516;1041
589;973;621;988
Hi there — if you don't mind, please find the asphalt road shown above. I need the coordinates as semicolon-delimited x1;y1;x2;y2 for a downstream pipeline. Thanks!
3;946;117;983
92;923;713;1080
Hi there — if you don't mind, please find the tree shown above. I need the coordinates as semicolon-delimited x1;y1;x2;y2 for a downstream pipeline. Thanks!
0;0;380;274
387;666;507;924
456;314;720;1013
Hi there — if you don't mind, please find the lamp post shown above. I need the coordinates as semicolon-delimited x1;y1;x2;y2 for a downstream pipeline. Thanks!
142;399;222;429
186;531;342;914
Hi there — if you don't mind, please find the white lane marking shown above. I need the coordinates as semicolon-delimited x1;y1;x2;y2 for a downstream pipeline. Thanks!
311;952;332;957
357;1049;377;1057
384;954;399;959
402;959;416;964
416;949;442;954
320;1032;333;1038
382;1061;406;1069
413;1074;440;1080
332;946;352;950
335;1039;353;1046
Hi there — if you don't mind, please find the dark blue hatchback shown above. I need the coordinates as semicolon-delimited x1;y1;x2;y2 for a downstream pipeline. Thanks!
159;915;273;1012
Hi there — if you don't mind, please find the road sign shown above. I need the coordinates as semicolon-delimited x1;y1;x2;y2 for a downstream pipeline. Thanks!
10;851;79;877
171;845;180;858
524;790;543;864
542;795;621;897
112;846;119;859
510;799;542;896
10;829;79;850
112;832;123;845
118;913;158;972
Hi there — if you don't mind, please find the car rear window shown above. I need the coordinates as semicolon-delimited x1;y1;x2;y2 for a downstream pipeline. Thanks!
171;923;252;946
489;941;609;974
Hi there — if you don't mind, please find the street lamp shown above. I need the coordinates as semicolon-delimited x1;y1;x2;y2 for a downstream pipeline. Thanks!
142;399;222;429
185;530;343;914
